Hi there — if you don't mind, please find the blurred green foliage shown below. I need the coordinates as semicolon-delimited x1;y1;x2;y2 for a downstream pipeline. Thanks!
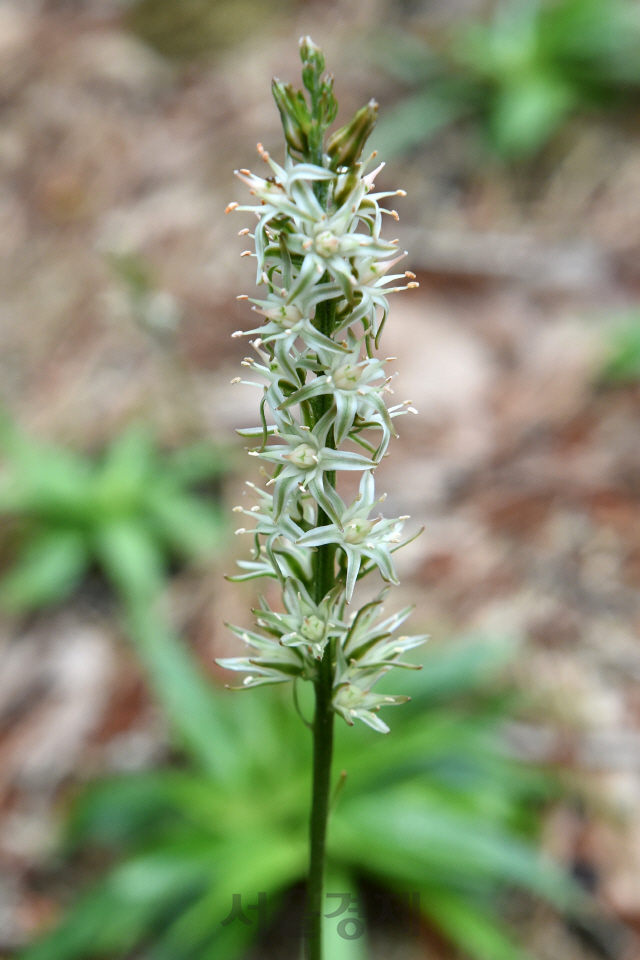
374;0;640;160
0;416;234;768
0;416;226;613
599;312;640;384
22;638;573;960
127;0;291;62
0;418;576;958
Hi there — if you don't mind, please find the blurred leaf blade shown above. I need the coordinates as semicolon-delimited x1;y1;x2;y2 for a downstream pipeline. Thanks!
376;0;640;160
0;528;89;612
599;313;640;384
124;603;240;784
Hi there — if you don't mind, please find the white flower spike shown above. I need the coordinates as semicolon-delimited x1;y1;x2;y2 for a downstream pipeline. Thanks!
218;40;424;736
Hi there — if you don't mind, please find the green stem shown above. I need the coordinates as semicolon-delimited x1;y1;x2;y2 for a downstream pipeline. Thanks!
306;267;337;959
307;628;334;960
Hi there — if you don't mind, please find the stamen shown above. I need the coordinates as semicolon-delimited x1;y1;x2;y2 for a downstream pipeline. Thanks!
225;202;239;213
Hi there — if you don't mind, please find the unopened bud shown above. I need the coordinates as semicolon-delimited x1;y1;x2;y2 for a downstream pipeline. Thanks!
272;79;308;155
300;36;326;97
299;36;325;74
287;443;316;469
327;100;378;171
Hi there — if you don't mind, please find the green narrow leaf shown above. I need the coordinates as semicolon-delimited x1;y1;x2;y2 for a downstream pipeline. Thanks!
323;864;369;960
600;313;640;384
94;518;165;605
22;852;206;960
124;601;240;784
371;89;466;158
147;489;224;560
166;441;230;485
333;793;572;904
153;834;307;960
197;922;257;960
0;529;89;612
96;424;155;510
489;75;575;158
95;519;239;782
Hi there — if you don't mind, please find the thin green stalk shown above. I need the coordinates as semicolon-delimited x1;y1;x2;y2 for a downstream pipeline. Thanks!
306;290;337;959
307;628;334;959
306;97;338;949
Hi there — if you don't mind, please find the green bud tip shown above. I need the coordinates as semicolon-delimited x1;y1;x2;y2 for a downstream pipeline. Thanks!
327;99;379;171
299;35;325;73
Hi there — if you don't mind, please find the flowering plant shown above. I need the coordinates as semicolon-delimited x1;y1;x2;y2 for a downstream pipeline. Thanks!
219;38;424;959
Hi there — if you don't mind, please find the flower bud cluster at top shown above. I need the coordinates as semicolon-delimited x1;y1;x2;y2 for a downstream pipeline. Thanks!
217;38;427;733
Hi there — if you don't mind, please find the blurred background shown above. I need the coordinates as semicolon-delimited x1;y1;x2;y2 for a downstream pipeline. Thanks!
4;0;640;957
